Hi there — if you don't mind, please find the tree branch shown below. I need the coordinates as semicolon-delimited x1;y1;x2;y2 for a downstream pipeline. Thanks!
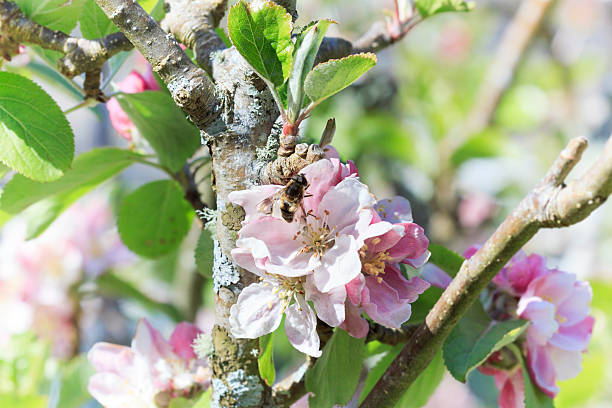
0;0;132;87
361;135;612;407
161;0;227;73
94;0;221;131
366;322;419;345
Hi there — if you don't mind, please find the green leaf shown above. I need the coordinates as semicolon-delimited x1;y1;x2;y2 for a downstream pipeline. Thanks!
118;180;193;258
361;346;445;407
227;0;294;87
23;61;84;101
0;72;74;182
287;19;333;121
0;163;9;180
258;332;276;386
415;0;474;18
505;344;554;408
96;272;183;321
80;0;117;39
195;228;214;278
54;355;94;408
306;329;365;408
193;390;211;408
304;53;377;107
428;243;465;278
214;28;231;47
0;148;142;228
116;91;200;172
396;350;445;407
14;0;84;32
407;285;443;324
443;301;529;382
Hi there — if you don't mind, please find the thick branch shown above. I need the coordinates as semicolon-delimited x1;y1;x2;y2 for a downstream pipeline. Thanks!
161;0;227;73
94;0;221;131
361;136;612;407
0;0;132;78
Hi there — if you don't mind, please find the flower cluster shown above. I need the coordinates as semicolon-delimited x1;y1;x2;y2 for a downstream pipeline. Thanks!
88;319;211;408
471;248;594;407
107;60;160;141
228;156;430;356
0;195;134;357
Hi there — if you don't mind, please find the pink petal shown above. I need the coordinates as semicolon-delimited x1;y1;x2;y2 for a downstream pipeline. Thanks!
384;266;430;303
285;296;321;357
497;369;524;408
549;316;594;351
387;223;429;263
526;343;559;398
556;280;592;326
106;97;133;140
340;302;369;338
314;234;361;292
88;372;146;407
231;246;266;276
88;342;134;374
228;185;283;223
549;346;583;381
517;297;558;345
305;276;346;327
170;322;202;360
320;178;375;233
301;159;339;214
374;197;413;224
362;274;412;329
346;274;366;305
229;282;284;339
525;271;575;307
132;319;173;364
420;264;452;289
117;71;147;93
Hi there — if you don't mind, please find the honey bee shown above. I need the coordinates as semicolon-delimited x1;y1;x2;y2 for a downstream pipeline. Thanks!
258;174;309;223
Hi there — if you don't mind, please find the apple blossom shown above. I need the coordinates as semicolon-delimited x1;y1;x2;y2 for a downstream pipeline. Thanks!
88;319;211;408
468;248;595;404
228;157;431;352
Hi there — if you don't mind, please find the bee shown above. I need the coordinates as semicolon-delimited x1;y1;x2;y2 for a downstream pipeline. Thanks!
258;174;309;223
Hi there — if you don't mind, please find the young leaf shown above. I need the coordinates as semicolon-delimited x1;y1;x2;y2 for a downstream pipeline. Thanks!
0;72;74;182
14;0;85;33
428;243;465;278
258;332;276;386
53;355;95;408
80;0;117;39
195;229;214;278
118;180;194;258
287;19;333;121
506;344;555;408
306;329;365;408
116;91;200;172
304;53;377;107
406;285;444;324
0;148;143;228
415;0;474;18
443;301;529;382
227;0;294;87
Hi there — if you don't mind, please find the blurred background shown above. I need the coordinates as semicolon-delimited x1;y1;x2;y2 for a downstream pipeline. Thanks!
1;0;612;407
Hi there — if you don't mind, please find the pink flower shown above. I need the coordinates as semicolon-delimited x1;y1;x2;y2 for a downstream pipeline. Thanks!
479;361;524;408
107;64;160;140
518;269;594;397
469;247;595;401
88;319;210;407
343;197;430;336
457;192;496;229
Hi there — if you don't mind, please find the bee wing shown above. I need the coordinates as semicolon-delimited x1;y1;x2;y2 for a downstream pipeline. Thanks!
256;192;281;215
318;118;336;148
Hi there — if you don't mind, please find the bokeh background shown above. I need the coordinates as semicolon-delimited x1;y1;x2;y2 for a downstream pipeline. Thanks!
1;0;611;406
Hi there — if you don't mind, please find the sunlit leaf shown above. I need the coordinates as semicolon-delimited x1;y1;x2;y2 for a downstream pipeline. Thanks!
258;332;275;386
14;0;85;32
415;0;474;18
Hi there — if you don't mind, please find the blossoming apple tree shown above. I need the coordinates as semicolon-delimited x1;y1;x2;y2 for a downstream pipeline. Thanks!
0;0;610;407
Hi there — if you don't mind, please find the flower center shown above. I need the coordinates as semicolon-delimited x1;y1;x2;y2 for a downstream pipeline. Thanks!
294;210;337;258
359;238;392;282
263;274;305;310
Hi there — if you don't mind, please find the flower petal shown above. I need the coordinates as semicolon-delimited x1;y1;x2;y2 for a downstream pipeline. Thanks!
229;282;283;339
170;322;202;361
305;276;346;327
517;297;558;345
549;316;594;351
285;296;321;357
88;342;135;374
556;280;592;326
132;319;173;365
340;302;369;338
526;343;559;398
549;346;583;381
228;185;283;223
375;196;413;223
315;234;361;292
420;264;452;289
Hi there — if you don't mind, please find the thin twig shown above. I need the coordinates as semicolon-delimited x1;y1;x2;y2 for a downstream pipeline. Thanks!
360;135;612;407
